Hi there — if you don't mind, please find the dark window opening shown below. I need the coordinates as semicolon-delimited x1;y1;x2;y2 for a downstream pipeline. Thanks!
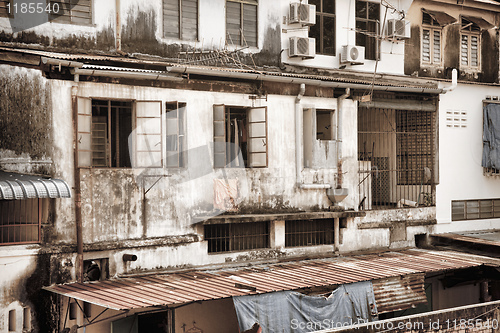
138;311;169;333
204;222;269;253
0;198;44;245
83;302;91;318
285;219;334;247
163;0;198;40
91;100;133;168
355;0;380;60
226;0;258;47
8;310;16;332
69;303;77;320
316;109;335;140
452;199;500;221
309;0;336;55
49;0;92;25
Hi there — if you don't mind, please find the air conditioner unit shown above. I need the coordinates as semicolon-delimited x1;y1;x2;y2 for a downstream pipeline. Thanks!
289;3;316;26
386;19;411;39
341;45;365;64
289;37;315;58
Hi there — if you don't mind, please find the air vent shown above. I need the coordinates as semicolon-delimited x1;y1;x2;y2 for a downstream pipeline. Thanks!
289;37;315;58
289;3;316;26
340;45;365;64
386;19;411;39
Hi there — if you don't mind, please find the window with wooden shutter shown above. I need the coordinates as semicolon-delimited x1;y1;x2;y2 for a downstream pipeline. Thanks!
163;0;198;40
226;0;257;47
166;102;186;168
0;0;13;17
49;0;92;25
135;101;162;168
460;17;480;69
77;97;92;167
422;28;441;65
213;105;267;168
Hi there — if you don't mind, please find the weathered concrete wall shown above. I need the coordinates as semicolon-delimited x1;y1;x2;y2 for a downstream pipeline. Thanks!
0;65;53;175
405;0;500;83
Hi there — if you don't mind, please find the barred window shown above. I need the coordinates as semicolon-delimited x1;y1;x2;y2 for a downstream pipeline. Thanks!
0;199;46;245
452;199;500;221
204;222;269;253
285;219;334;247
163;0;198;40
397;110;434;185
49;0;92;25
226;0;257;47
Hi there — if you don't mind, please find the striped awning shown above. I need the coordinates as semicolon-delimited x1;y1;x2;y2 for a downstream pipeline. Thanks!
0;171;71;200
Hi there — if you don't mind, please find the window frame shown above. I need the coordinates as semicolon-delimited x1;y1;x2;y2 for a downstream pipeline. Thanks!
165;101;187;168
309;0;336;55
285;219;334;247
204;222;270;253
421;26;442;66
355;0;380;60
0;198;43;246
48;0;93;26
225;0;258;47
163;0;199;41
213;104;268;169
77;98;163;169
451;198;500;221
460;31;481;70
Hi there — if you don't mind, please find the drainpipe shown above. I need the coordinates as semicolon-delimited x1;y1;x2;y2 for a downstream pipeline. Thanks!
442;68;457;93
295;83;333;190
71;72;84;283
336;88;350;188
115;0;121;52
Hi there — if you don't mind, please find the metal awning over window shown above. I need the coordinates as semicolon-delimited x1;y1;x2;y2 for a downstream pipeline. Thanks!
0;171;71;200
422;8;457;26
43;249;500;311
462;15;495;30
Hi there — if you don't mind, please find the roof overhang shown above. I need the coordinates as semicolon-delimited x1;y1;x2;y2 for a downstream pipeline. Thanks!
462;15;496;30
0;171;71;200
43;249;500;312
422;8;457;26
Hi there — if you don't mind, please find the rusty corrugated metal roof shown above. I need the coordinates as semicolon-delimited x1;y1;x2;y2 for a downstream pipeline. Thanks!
43;249;500;311
372;273;427;313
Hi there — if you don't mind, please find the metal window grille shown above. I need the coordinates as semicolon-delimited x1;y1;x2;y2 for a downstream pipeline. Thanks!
285;219;334;247
0;199;41;245
204;222;269;253
451;199;500;221
358;103;435;210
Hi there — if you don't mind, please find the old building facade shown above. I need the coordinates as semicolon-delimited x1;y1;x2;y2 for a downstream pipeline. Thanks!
0;0;499;332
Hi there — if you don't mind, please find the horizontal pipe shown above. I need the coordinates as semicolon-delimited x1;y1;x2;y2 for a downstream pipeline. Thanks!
41;57;84;68
167;66;446;94
123;254;138;262
359;100;436;111
73;68;184;82
300;184;332;189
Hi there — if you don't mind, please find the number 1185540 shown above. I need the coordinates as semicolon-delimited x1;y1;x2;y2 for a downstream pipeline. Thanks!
7;2;60;14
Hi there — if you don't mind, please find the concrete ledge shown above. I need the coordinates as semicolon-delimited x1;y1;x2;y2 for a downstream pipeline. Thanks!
358;219;437;229
196;211;366;225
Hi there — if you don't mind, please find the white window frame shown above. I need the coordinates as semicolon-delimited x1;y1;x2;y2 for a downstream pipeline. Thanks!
421;27;442;66
460;31;480;70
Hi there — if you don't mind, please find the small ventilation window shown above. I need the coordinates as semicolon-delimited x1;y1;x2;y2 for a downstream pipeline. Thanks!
451;199;500;221
204;222;269;253
8;309;16;332
285;219;334;247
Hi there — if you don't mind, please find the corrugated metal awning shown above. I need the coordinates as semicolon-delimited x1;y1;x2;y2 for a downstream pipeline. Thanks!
373;273;427;313
422;8;457;26
0;171;71;200
43;249;500;311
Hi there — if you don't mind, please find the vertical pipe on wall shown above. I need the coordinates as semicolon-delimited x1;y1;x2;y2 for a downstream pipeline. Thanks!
334;217;340;252
115;0;122;51
337;88;350;188
72;73;84;283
